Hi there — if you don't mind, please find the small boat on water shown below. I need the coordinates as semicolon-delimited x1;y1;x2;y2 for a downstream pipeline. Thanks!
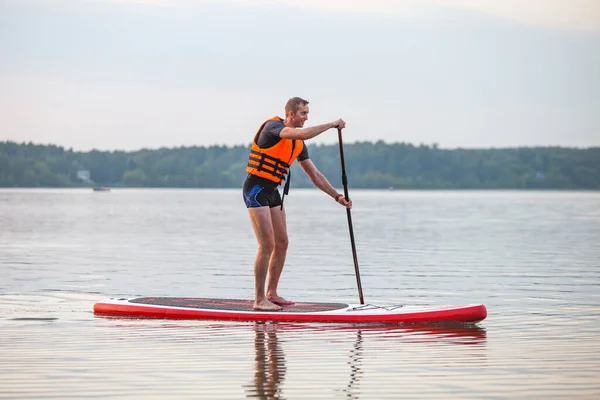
93;186;111;192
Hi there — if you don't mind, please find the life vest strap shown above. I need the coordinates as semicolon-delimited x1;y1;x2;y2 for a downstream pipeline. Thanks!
279;139;296;210
248;149;289;180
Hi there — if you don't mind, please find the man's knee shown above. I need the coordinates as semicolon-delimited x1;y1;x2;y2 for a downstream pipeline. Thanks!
274;235;288;251
258;240;275;255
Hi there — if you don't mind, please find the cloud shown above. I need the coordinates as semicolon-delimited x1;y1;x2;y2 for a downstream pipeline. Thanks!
89;0;168;5
93;0;600;32
443;0;600;32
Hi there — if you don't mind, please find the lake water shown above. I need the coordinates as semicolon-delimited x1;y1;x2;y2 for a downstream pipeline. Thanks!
1;188;599;399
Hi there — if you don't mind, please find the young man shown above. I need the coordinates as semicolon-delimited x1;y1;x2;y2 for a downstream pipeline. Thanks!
243;97;353;311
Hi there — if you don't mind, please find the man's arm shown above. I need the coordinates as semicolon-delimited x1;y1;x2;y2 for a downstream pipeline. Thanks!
280;119;345;141
298;158;352;208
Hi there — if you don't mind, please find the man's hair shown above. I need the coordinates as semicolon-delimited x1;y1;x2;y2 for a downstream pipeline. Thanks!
285;97;309;116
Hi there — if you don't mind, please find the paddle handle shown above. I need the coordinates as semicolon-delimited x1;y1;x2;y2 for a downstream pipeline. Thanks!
337;128;364;304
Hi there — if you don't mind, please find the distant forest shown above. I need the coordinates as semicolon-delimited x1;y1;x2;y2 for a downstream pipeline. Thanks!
1;140;599;189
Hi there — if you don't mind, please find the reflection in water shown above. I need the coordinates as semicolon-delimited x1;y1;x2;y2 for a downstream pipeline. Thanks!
343;330;363;400
245;322;287;400
242;322;486;400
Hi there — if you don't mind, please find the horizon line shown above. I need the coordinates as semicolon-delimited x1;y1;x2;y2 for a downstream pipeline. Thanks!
2;139;599;153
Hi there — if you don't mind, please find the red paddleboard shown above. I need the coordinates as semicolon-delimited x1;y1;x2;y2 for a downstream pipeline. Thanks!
93;297;487;324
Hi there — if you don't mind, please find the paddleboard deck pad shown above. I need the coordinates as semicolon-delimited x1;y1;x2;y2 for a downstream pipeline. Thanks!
94;297;487;323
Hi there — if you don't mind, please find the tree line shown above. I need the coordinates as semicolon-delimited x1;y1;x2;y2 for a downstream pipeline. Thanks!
1;140;599;189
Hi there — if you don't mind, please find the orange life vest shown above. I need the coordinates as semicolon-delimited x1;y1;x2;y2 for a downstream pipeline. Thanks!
246;116;304;185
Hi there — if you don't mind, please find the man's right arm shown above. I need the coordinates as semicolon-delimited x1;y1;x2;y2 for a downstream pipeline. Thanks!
280;119;345;140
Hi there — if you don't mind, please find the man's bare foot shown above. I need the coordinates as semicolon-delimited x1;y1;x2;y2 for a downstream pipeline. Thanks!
253;299;283;311
267;295;295;306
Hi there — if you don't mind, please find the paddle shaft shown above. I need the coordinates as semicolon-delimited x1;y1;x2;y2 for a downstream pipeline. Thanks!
337;128;365;304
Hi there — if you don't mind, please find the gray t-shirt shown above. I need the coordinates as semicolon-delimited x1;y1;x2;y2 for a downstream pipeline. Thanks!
257;120;309;161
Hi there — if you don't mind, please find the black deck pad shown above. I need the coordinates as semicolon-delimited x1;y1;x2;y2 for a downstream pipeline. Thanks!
129;297;349;313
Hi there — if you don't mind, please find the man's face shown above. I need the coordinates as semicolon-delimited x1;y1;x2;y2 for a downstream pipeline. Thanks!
291;104;309;127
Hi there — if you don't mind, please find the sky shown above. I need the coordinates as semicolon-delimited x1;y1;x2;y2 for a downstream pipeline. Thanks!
0;0;599;151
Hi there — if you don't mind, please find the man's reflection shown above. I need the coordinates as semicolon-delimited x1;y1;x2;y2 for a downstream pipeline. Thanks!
245;322;287;399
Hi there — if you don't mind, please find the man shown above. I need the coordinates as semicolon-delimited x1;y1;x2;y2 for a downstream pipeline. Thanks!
243;97;353;311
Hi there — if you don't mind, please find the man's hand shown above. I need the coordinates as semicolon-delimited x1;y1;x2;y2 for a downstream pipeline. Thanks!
335;193;352;209
333;119;346;129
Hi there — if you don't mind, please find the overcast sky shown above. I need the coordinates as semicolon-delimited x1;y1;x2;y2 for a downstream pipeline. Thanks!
1;0;599;151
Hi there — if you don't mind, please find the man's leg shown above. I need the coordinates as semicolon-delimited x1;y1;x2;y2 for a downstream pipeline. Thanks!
266;206;294;306
248;206;282;311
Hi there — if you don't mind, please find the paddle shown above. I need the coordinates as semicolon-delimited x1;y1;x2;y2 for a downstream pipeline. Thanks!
337;127;365;304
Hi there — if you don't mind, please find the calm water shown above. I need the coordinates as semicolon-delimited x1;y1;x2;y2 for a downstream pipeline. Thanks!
1;188;599;399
